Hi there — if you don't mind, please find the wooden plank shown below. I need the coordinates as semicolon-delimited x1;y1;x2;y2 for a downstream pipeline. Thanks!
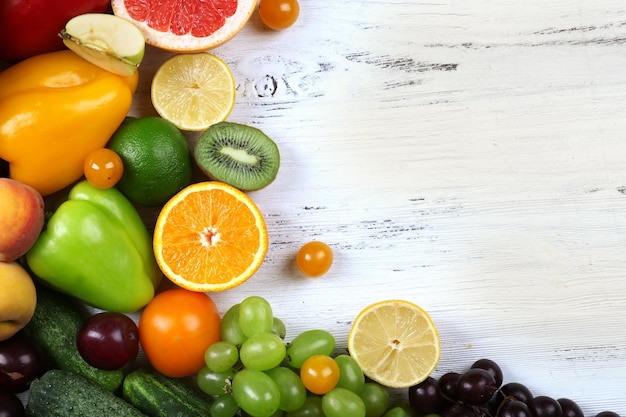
8;0;626;411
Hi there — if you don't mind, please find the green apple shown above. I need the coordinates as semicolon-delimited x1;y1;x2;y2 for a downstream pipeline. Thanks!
59;13;145;77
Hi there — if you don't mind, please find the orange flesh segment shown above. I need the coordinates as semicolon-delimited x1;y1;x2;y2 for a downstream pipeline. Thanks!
154;182;267;292
160;188;261;284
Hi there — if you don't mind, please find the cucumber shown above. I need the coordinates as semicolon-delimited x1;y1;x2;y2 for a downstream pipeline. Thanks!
123;367;214;417
21;284;124;392
26;369;146;417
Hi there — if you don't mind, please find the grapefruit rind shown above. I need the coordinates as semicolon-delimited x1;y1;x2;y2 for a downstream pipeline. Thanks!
111;0;258;52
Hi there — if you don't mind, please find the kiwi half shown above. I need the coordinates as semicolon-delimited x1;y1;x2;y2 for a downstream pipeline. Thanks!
194;121;280;191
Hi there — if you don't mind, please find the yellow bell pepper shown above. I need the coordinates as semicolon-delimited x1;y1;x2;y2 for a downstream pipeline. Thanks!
0;50;138;196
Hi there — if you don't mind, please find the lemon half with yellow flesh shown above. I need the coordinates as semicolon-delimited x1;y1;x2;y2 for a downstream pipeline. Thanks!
151;53;235;132
348;300;440;388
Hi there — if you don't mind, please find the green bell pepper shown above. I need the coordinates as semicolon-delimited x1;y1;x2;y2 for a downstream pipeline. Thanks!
26;180;162;313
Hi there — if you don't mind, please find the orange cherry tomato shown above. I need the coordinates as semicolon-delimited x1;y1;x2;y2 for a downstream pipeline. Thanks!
300;354;340;395
138;289;221;377
259;0;300;30
83;148;124;189
296;241;333;277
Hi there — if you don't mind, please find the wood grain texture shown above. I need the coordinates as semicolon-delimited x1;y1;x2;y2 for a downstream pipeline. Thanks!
18;0;626;412
126;1;626;412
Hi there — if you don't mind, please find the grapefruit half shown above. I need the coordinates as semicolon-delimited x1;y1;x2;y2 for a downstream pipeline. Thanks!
111;0;257;52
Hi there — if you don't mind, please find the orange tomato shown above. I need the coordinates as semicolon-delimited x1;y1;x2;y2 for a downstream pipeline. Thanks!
259;0;300;30
83;148;124;189
300;354;340;395
296;241;333;277
138;288;221;377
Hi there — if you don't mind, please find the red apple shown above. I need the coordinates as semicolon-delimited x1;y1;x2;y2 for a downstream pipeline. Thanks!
0;178;45;262
0;262;37;341
0;0;111;62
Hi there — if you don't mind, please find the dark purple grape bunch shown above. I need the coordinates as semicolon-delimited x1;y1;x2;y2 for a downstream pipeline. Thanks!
407;358;622;417
408;358;503;416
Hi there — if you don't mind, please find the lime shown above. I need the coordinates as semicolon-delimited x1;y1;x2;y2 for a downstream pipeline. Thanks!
107;116;193;206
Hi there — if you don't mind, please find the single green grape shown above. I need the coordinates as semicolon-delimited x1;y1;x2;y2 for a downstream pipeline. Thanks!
265;366;307;412
232;369;281;417
242;410;284;417
221;304;247;346
197;366;235;396
272;316;287;339
383;405;419;417
205;341;239;372
286;329;335;368
239;296;274;338
210;394;240;417
285;395;325;417
240;332;286;371
382;407;410;417
358;382;390;417
334;354;365;393
322;387;366;417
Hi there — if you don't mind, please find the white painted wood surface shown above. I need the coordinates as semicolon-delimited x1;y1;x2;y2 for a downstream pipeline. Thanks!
129;0;626;413
14;0;626;413
175;1;626;412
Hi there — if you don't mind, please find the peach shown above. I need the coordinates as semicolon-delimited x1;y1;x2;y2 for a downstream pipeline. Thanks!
0;178;45;262
0;261;37;341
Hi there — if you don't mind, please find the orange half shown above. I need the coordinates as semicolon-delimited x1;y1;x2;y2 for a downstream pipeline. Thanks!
153;181;268;292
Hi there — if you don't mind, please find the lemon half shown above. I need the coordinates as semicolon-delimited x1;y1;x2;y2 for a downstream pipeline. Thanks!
151;53;236;132
348;300;441;388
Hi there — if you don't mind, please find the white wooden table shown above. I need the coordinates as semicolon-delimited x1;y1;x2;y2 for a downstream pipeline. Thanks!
16;0;626;413
168;1;626;412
